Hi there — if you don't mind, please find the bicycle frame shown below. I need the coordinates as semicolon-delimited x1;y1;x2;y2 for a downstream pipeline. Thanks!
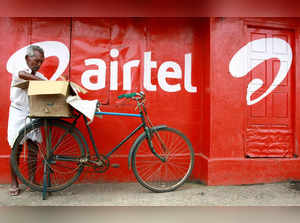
89;106;166;162
84;111;145;160
12;92;194;197
54;102;166;166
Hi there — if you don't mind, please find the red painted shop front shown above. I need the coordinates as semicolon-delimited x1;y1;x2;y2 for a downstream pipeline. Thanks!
0;17;300;185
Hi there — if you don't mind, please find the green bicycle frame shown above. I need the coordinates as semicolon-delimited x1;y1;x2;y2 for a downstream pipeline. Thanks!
54;105;166;165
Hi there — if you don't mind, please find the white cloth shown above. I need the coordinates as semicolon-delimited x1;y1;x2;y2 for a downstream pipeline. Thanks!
7;106;43;147
10;66;47;110
7;64;47;148
66;95;99;124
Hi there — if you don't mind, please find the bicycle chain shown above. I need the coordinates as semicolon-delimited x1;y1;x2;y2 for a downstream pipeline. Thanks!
83;154;110;173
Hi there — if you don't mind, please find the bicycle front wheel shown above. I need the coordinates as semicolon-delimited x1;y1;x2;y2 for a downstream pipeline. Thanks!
10;119;85;192
132;126;194;192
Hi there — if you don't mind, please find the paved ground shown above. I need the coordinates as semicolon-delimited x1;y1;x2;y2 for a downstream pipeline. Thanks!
1;181;300;206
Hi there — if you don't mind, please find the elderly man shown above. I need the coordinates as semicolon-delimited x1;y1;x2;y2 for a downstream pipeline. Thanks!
7;45;47;196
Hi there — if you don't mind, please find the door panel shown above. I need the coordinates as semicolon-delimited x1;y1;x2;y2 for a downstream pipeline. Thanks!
245;26;294;157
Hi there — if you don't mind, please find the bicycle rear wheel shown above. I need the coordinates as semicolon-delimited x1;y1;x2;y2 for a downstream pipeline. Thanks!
10;119;85;192
132;126;194;192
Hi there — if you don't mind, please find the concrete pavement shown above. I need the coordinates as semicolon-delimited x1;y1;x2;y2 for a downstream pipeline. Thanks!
1;181;300;206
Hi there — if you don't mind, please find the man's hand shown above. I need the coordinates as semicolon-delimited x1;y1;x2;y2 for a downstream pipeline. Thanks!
18;71;44;80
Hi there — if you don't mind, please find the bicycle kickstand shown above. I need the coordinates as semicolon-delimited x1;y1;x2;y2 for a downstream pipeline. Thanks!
42;162;52;200
42;118;52;200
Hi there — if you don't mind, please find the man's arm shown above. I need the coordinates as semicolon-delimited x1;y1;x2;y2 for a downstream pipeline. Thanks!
18;71;44;80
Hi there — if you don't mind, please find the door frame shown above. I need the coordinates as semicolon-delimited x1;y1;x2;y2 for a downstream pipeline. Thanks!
242;18;298;158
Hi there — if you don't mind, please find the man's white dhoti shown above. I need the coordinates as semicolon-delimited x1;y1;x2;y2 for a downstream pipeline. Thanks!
7;105;42;148
7;65;47;148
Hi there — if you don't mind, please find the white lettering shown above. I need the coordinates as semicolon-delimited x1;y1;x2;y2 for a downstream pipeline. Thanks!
110;49;119;90
110;61;118;90
8;43;196;93
158;61;182;92
81;59;106;90
184;53;197;93
144;52;157;91
123;60;140;90
110;49;119;58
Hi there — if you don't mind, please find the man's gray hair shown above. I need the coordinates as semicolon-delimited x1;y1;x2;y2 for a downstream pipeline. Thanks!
26;45;44;57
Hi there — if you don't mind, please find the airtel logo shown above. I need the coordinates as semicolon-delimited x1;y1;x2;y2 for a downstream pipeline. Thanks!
6;41;197;93
6;41;70;81
7;38;292;103
229;38;293;105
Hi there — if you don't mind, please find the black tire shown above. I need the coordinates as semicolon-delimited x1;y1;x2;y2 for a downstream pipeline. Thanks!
10;119;85;192
132;126;194;192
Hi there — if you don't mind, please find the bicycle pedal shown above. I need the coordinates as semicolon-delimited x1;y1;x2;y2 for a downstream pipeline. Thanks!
111;164;120;168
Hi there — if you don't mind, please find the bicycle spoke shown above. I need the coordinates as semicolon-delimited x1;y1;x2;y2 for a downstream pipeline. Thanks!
133;127;194;192
11;120;85;192
52;130;70;152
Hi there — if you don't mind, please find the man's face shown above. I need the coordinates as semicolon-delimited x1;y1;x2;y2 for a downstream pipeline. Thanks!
26;50;44;73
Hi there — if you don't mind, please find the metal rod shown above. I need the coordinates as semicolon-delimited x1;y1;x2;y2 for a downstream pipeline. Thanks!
95;111;142;118
83;115;101;159
42;161;47;200
105;123;145;158
54;155;81;162
52;130;69;152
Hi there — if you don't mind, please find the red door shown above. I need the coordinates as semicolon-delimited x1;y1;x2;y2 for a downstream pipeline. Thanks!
245;26;294;157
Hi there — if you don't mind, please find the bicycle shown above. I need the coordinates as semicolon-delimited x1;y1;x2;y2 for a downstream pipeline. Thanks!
10;92;195;194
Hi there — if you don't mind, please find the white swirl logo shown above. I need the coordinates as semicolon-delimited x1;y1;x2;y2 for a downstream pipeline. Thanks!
6;41;70;80
229;38;292;105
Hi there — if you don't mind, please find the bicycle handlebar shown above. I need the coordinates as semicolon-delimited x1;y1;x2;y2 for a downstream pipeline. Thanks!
118;92;145;100
118;93;137;99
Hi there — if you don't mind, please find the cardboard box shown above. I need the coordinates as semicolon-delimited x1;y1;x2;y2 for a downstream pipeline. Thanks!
14;80;74;117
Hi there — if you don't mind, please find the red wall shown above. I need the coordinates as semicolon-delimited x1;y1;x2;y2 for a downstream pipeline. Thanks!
207;18;300;185
1;17;300;185
0;18;209;183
